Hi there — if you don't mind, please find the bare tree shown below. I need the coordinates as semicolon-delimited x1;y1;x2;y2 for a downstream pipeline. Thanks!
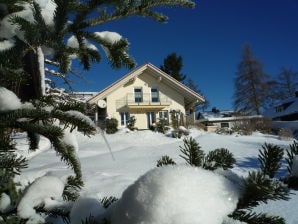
185;78;210;111
277;67;298;99
233;44;272;115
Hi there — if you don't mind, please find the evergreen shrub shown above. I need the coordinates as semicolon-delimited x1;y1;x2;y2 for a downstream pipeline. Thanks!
105;118;118;134
127;116;137;131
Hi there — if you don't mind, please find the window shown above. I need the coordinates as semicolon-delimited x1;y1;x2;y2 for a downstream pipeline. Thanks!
134;88;143;103
120;112;130;126
151;88;159;102
221;122;229;128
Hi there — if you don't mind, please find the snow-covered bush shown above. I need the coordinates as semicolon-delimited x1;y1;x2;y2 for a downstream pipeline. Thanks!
278;128;293;140
127;116;137;131
172;126;190;138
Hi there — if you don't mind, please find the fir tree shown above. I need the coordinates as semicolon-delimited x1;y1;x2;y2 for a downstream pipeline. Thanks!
160;52;186;82
0;88;98;222
0;0;195;100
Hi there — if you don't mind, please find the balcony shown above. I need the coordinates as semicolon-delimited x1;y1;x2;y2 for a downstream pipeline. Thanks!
116;93;171;110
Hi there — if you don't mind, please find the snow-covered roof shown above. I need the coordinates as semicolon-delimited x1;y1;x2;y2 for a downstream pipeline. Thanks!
263;96;298;119
71;92;98;102
198;110;262;122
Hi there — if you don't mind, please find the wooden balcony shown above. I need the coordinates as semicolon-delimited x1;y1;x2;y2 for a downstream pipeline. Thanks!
116;93;171;110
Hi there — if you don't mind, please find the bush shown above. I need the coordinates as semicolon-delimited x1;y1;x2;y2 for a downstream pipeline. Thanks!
203;148;236;171
156;119;170;134
215;127;232;135
127;116;137;131
231;117;272;136
105;118;118;134
172;126;190;138
278;128;293;140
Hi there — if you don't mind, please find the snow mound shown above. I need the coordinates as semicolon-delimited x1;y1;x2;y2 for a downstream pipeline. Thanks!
108;165;239;224
0;87;22;111
0;193;11;213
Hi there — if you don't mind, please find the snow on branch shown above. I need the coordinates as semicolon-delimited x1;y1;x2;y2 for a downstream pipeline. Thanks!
17;176;65;224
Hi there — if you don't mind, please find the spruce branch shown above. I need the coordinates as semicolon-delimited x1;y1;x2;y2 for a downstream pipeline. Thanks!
285;140;298;174
63;175;83;201
100;196;118;209
0;151;27;175
84;0;195;26
284;140;298;189
231;210;285;224
156;155;176;167
237;171;290;210
258;143;284;178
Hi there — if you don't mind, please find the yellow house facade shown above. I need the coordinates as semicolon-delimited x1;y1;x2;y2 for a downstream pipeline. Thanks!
87;63;205;130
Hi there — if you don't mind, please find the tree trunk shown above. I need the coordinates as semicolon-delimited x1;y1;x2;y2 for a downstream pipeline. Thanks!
19;49;42;102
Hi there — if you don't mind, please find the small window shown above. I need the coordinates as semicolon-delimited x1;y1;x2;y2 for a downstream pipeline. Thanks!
151;88;159;102
134;88;143;103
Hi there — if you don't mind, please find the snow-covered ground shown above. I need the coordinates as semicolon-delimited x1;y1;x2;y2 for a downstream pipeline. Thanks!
16;128;298;224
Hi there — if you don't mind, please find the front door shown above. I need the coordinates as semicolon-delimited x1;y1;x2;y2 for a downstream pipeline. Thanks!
146;112;156;128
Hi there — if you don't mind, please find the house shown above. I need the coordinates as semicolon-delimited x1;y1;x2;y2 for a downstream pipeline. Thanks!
263;92;298;121
263;92;298;138
197;109;263;132
87;63;205;130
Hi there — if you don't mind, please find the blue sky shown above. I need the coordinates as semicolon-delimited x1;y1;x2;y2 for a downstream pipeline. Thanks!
69;0;298;110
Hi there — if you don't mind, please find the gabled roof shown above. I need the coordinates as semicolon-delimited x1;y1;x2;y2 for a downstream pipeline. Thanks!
88;63;205;107
263;96;298;119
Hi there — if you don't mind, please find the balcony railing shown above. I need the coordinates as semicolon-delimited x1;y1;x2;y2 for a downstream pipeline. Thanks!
116;93;171;109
